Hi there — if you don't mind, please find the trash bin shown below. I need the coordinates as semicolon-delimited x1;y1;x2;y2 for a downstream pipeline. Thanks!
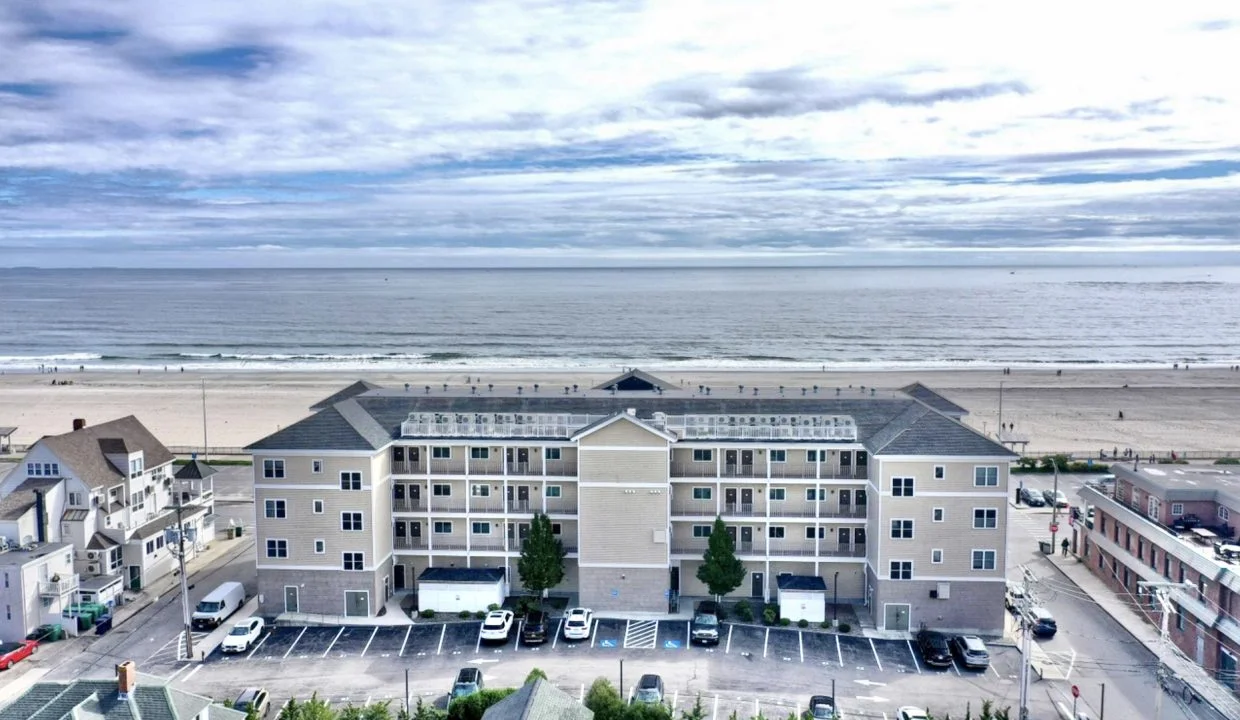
234;525;244;537
1039;541;1053;555
95;614;114;635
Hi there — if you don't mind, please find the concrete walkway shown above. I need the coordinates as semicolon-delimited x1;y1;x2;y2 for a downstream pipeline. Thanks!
1044;549;1240;719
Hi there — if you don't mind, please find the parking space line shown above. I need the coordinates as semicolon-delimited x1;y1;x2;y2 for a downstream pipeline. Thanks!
590;619;598;648
712;695;719;720
553;620;562;649
799;632;804;663
950;657;962;676
360;627;378;657
988;662;1000;678
284;627;307;659
181;665;203;684
436;624;446;655
725;625;734;654
475;625;483;654
868;638;883;671
398;626;412;657
763;628;769;658
835;634;843;667
515;620;523;652
322;627;345;658
906;639;922;674
686;623;690;649
1066;647;1077;679
672;690;679;708
247;630;270;660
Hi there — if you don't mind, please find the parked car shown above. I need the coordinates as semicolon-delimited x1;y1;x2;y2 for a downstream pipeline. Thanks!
222;617;266;653
949;635;990;669
1042;489;1070;508
691;604;721;646
233;688;271;717
632;674;664;705
896;708;930;720
521;609;549;645
563;607;593;640
451;667;484;700
0;640;38;670
915;629;952;668
1019;487;1046;507
480;610;515;642
1028;607;1058;637
807;694;838;720
1005;581;1028;613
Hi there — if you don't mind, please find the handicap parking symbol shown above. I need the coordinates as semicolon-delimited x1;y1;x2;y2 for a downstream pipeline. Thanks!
599;639;617;648
663;640;681;649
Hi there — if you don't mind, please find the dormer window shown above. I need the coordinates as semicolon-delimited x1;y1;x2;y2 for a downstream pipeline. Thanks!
129;456;144;478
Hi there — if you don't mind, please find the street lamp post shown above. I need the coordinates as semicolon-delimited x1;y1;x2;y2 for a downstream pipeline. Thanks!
169;487;194;660
833;571;839;624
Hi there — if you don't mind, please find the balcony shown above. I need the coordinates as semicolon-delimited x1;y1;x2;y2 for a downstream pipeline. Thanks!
669;543;865;558
428;499;469;513
392;460;427;475
393;498;427;513
40;573;80;597
394;537;429;550
670;462;869;480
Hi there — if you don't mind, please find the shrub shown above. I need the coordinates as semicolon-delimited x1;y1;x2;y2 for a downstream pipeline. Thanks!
524;668;548;684
838;623;851;633
459;610;472;619
420;609;436;619
487;603;501;612
797;619;809;628
448;689;516;720
820;621;831;629
1216;458;1240;465
762;605;778;626
583;677;625;720
474;610;487;620
734;600;753;622
779;617;791;627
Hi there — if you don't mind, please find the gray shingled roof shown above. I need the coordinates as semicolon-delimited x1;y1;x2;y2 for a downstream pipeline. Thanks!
0;676;244;720
0;476;61;521
482;679;592;720
593;369;675;392
777;575;827;592
419;567;506;583
247;381;1013;457
900;383;969;417
87;532;120;549
37;417;174;490
173;459;218;481
309;380;381;411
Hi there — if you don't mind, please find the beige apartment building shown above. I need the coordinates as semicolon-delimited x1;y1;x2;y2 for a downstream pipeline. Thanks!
247;371;1015;633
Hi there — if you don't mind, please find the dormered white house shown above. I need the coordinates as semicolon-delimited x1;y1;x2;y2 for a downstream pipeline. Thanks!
0;416;216;600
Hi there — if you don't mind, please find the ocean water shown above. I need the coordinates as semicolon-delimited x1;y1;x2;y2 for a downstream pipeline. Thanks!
1;266;1238;372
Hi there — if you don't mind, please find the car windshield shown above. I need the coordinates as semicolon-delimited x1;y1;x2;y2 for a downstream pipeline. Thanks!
229;625;250;635
452;684;477;697
636;689;661;702
693;614;719;626
811;700;835;718
196;601;221;613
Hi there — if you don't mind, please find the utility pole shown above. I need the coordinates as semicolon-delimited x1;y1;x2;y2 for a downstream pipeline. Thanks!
173;488;194;660
1138;580;1194;720
998;381;1005;440
1017;566;1035;720
1050;456;1061;552
201;379;209;462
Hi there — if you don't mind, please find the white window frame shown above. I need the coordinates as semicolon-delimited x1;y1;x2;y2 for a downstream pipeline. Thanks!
433;521;453;534
313;539;325;554
432;484;452;497
931;549;944;564
339;472;362;491
1171;503;1184;516
805;526;826;539
544;447;562;460
545;485;562;498
68;491;83;506
342;552;364;571
471;484;491;497
806;488;825;502
892;477;915;497
263;459;285;479
890;519;914;539
768;526;786;539
264;499;287;519
431;446;451;459
692;487;712;500
769;487;786;501
889;561;913;580
807;450;819;462
973;508;998;529
472;521;491;534
470;447;490;460
341;511;363;531
266;539;289;558
1220;506;1231;522
933;465;945;480
311;460;323;474
312;499;324;514
974;466;999;487
971;549;997;571
932;507;945;523
770;450;787;463
693;525;712;538
692;449;713;462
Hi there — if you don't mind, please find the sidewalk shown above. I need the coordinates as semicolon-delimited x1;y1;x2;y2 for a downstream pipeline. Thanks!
1043;549;1240;719
111;532;255;629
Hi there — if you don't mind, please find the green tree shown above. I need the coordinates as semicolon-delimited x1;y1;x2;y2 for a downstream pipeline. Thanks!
279;694;336;720
524;668;549;684
624;703;672;720
411;697;446;720
680;695;706;720
584;677;626;720
447;689;516;720
696;516;745;600
519;513;566;603
246;705;262;720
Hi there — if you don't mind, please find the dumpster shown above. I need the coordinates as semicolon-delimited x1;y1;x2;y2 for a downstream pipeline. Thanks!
26;623;65;642
95;614;114;635
1039;540;1053;555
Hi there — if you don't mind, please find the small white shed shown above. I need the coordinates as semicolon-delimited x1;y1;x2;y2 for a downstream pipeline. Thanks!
777;575;827;623
417;567;508;613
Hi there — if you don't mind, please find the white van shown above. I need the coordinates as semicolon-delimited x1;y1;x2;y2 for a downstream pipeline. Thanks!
192;581;246;630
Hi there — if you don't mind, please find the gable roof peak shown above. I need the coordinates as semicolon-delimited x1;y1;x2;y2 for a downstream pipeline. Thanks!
593;368;675;392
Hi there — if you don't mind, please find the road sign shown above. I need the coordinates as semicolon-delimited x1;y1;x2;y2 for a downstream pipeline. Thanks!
1050;522;1059;533
1071;685;1080;698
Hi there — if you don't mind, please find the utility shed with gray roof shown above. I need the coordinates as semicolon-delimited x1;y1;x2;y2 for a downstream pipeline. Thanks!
482;679;593;720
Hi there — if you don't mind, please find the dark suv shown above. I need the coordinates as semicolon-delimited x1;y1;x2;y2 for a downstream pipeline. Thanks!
691;601;721;645
915;629;952;668
521;610;549;645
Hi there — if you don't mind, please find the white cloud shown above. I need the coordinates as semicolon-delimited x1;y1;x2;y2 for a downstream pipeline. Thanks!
1;0;1239;264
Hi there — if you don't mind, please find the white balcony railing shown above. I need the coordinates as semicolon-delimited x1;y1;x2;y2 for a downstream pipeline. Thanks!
40;573;80;596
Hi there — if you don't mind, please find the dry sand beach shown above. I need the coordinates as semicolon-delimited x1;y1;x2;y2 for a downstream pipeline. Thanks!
2;367;1239;456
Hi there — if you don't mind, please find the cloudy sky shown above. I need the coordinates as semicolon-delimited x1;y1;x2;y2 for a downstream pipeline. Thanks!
2;0;1239;267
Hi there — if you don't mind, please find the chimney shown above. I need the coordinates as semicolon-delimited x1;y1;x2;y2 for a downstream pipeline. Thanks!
116;660;137;696
73;418;87;431
34;490;47;544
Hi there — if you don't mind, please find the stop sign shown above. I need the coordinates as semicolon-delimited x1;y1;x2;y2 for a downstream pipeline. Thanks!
1050;522;1059;533
1071;685;1080;698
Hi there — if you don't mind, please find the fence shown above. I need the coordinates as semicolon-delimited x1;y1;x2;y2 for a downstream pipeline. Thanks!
1025;450;1240;462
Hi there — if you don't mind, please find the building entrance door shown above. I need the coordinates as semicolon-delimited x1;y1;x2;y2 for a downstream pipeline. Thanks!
740;450;754;474
884;603;911;631
285;586;299;613
725;488;738;513
394;564;406;590
740;526;753;552
751;572;764;599
724;450;738;475
740;488;754;513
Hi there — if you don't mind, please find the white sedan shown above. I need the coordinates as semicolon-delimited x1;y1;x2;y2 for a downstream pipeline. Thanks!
896;707;930;720
221;617;265;653
563;607;593;640
479;610;515;642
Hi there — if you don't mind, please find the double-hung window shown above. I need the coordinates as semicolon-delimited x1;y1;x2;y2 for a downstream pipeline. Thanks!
972;550;997;570
342;552;364;571
892;477;914;497
341;512;363;531
264;499;286;519
889;561;912;580
973;508;998;529
266;539;288;558
974;466;999;487
340;472;362;491
890;519;914;539
263;459;285;479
